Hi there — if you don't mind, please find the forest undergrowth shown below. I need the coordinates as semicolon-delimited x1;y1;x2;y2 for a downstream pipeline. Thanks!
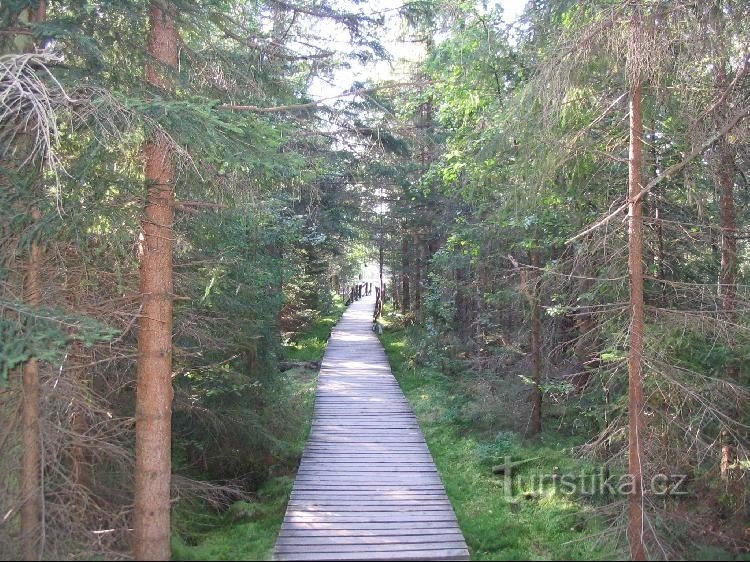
171;298;345;561
379;307;747;562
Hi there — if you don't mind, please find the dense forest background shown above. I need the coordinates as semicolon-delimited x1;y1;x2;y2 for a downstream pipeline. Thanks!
1;0;748;560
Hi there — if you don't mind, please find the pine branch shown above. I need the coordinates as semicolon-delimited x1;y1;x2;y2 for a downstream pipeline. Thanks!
566;102;750;245
697;52;749;122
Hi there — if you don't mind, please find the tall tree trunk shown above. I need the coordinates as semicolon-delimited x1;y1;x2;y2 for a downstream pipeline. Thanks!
69;343;90;493
527;249;542;438
413;234;422;318
391;265;400;310
18;4;46;559
454;266;466;339
21;210;42;562
134;3;178;560
454;264;474;343
267;243;283;332
715;66;737;373
717;137;737;318
378;235;384;296
712;29;739;479
401;235;410;313
627;4;646;556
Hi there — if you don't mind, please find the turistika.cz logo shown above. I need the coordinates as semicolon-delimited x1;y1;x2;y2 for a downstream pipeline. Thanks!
496;456;690;499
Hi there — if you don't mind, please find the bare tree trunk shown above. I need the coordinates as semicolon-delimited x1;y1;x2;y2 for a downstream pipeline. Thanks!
413;234;422;319
713;50;739;481
133;3;178;560
627;4;646;555
391;265;400;310
715;63;737;373
454;266;466;339
267;243;283;331
18;4;46;559
378;236;384;298
527;249;542;438
717;138;737;317
21;209;42;562
401;235;410;313
69;343;90;493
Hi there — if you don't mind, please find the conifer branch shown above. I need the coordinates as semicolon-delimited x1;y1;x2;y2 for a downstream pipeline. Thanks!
566;102;750;245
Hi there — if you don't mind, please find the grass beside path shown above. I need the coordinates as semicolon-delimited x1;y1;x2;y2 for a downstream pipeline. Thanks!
172;297;346;561
171;477;293;561
379;323;617;561
283;297;347;362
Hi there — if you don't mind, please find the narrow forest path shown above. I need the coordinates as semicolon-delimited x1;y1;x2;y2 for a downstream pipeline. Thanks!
273;294;470;561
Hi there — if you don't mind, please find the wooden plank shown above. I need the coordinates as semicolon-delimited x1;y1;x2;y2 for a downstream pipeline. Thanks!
290;487;447;492
287;498;450;504
275;549;470;561
296;459;434;464
289;494;449;502
277;536;465;545
304;445;427;449
292;475;444;482
280;521;462;531
284;506;457;514
278;529;463;539
288;498;451;513
275;542;469;553
301;459;435;465
283;511;458;520
303;452;432;456
303;445;430;450
290;487;448;493
290;486;448;492
300;460;436;466
291;486;447;492
297;464;438;471
310;420;417;424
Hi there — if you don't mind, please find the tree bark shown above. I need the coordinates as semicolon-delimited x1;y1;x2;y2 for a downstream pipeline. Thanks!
711;5;739;478
133;3;178;560
413;234;422;318
21;210;42;562
454;264;474;343
401;235;410;313
391;264;400;310
527;249;542;438
627;4;646;556
18;4;46;559
717;135;736;317
378;234;384;298
714;63;738;382
69;343;90;493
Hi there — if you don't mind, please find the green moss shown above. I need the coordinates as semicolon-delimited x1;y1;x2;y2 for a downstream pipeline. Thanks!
379;326;618;561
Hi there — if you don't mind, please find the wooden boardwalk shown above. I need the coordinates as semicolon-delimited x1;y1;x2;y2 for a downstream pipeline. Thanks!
274;295;470;561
